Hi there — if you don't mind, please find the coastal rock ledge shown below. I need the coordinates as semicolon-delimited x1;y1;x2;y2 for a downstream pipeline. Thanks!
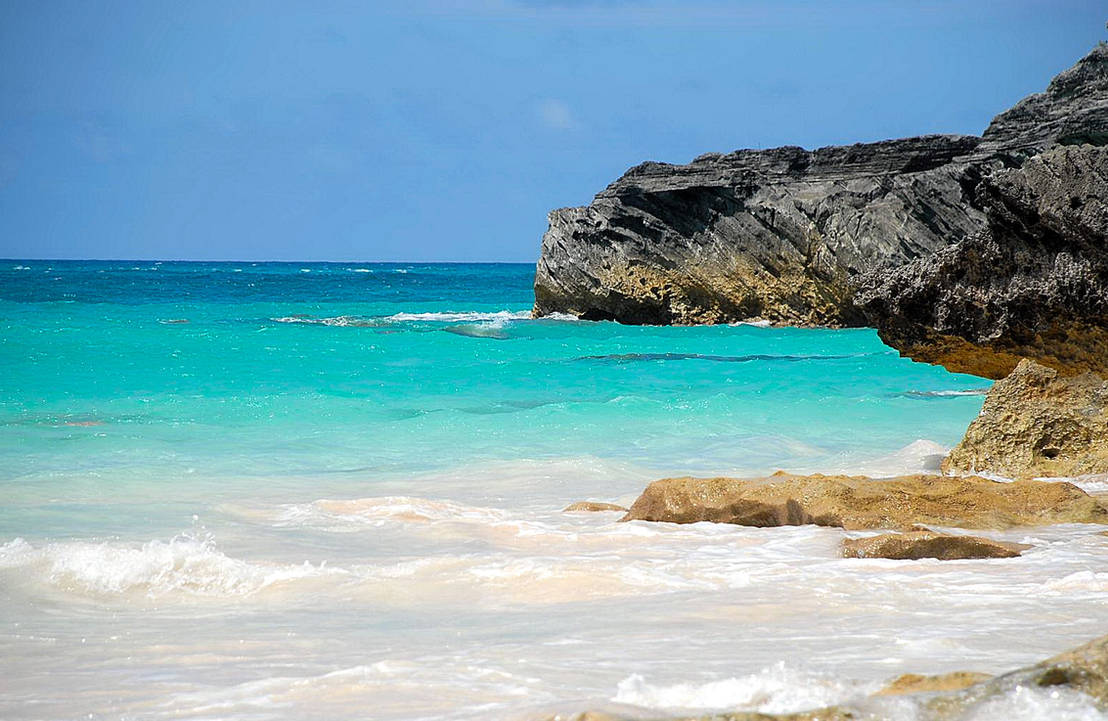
534;44;1108;332
620;472;1107;530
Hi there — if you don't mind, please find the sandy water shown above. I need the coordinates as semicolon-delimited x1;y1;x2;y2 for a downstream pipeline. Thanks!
2;261;1105;720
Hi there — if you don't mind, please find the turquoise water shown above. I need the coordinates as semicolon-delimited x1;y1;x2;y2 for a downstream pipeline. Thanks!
20;262;1108;721
1;261;989;536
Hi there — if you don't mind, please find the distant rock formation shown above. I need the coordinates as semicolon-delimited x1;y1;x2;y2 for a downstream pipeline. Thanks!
533;44;1108;350
534;135;985;326
619;472;1107;530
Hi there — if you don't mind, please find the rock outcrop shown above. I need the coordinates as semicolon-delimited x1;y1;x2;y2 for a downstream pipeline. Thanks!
841;531;1028;560
621;472;1107;530
858;143;1108;379
534;45;1108;331
942;359;1108;479
534;136;985;326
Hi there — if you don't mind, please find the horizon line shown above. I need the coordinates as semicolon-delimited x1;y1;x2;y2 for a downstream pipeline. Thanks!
1;257;540;265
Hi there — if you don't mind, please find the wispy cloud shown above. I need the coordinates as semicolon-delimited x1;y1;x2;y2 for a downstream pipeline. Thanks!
536;98;576;130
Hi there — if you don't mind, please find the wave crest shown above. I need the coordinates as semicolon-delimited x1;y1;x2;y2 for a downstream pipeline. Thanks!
612;662;867;713
0;535;340;599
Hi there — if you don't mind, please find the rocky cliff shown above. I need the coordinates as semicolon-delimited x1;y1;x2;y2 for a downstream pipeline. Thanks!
534;44;1108;334
857;138;1108;379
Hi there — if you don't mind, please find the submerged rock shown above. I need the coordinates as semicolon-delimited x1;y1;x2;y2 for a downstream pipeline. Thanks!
943;359;1108;479
621;472;1107;530
841;531;1028;560
551;631;1108;720
875;671;992;697
563;501;628;513
533;45;1108;330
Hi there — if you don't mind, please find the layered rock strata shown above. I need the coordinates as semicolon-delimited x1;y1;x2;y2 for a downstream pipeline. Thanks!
858;143;1108;379
534;45;1108;333
620;472;1107;530
534;135;985;326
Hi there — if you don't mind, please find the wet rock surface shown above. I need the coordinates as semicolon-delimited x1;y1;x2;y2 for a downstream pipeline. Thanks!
563;501;629;513
621;472;1107;530
874;671;992;697
841;531;1028;560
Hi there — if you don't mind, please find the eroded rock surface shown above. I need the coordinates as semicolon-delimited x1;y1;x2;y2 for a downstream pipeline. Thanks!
534;136;985;326
621;472;1107;530
942;359;1108;479
859;144;1108;379
534;45;1108;331
841;531;1028;560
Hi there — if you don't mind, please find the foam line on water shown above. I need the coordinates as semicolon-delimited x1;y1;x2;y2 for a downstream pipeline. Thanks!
0;535;343;599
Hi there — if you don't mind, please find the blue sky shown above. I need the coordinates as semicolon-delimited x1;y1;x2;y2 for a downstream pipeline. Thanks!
0;1;1104;262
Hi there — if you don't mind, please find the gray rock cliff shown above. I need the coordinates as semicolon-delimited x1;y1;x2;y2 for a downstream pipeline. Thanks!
534;44;1108;334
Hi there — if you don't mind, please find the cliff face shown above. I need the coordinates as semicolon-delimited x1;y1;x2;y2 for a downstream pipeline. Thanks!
535;137;986;325
533;45;1108;333
857;143;1108;379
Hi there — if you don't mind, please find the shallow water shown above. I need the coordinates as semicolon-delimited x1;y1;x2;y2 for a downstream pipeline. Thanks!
2;261;1105;720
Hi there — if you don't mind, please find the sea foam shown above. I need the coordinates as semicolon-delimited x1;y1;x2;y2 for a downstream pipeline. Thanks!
612;662;871;713
0;535;340;599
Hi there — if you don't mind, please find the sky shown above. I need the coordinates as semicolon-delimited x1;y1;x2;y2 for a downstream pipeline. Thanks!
0;1;1104;262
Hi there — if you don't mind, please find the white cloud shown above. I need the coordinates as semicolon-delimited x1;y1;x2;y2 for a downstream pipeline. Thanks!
537;98;576;130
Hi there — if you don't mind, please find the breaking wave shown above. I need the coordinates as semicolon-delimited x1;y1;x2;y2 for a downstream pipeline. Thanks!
612;662;870;713
0;535;341;599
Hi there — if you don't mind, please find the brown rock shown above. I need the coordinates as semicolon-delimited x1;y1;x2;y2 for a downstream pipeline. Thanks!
842;531;1028;560
875;671;992;696
943;359;1108;479
621;472;1107;530
563;501;628;513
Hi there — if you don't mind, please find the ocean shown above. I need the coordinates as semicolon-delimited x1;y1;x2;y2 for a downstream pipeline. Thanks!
2;260;1106;720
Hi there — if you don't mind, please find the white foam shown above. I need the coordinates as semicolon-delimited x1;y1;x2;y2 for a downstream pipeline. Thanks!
270;315;384;327
0;535;341;599
270;310;532;327
820;439;949;478
612;662;867;713
536;311;581;321
385;310;531;323
964;684;1107;721
281;496;510;526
